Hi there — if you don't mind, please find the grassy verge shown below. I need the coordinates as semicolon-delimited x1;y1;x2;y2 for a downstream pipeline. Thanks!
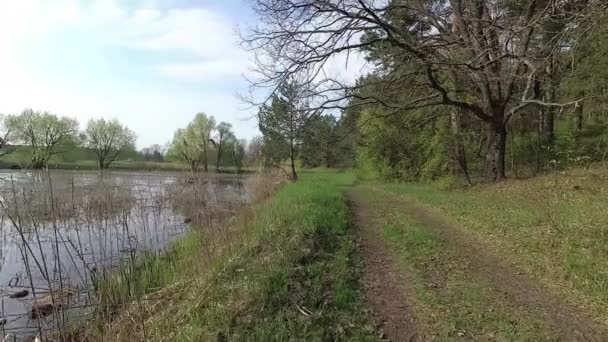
354;188;551;340
89;172;377;341
375;167;608;318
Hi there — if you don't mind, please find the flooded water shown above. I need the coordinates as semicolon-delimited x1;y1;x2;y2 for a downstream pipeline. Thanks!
0;170;248;340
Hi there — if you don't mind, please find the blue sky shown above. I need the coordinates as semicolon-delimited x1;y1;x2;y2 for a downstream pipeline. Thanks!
0;0;260;147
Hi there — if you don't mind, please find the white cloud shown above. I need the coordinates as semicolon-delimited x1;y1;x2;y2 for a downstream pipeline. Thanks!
0;0;248;83
323;50;372;85
159;59;246;81
131;9;232;57
118;7;250;81
93;0;125;18
0;0;257;147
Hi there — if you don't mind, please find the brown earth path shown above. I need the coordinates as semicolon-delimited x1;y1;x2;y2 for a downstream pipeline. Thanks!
348;187;608;342
347;192;419;342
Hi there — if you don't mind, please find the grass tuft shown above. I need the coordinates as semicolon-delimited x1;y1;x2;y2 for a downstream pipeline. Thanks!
87;172;377;341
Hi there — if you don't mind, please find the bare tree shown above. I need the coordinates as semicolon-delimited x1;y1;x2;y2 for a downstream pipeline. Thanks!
141;144;167;162
246;136;264;168
243;0;604;180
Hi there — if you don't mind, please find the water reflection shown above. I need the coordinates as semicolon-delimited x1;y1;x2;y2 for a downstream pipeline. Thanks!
0;170;248;340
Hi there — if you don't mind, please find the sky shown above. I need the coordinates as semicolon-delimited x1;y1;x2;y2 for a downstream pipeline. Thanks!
0;0;368;148
0;0;263;148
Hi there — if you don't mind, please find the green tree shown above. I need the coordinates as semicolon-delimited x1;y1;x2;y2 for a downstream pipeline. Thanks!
85;118;137;169
6;109;79;169
300;115;337;168
0;115;14;157
168;128;200;171
192;113;216;172
258;81;310;180
168;113;217;172
212;122;234;172
245;0;600;181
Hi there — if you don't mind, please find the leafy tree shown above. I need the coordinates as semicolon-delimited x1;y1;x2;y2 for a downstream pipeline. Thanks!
168;113;217;172
168;128;200;171
212;122;234;172
258;81;310;180
300;115;337;168
192;113;216;172
6;109;79;169
0;115;14;157
85;118;137;169
244;0;601;181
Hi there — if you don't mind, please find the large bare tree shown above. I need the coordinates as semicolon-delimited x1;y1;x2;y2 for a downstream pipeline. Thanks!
243;0;604;180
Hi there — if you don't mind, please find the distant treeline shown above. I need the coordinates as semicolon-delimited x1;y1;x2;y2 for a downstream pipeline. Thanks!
0;109;252;172
242;0;608;184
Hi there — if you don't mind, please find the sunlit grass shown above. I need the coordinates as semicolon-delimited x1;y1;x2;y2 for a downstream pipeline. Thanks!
90;172;376;341
374;166;608;316
355;188;550;340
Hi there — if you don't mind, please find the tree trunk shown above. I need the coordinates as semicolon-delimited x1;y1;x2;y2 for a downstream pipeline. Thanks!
190;160;198;172
31;154;47;169
216;143;222;172
450;109;471;186
202;148;208;172
290;138;297;180
574;103;583;131
485;122;507;181
541;107;555;146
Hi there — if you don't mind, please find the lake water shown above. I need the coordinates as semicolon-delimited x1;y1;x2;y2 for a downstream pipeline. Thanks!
0;170;248;340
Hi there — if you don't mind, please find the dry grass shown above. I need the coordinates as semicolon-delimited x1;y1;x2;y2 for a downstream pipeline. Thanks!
76;172;287;341
0;170;265;341
79;172;376;341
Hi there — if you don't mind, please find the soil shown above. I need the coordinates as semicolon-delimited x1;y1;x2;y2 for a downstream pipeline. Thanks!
348;188;608;342
347;193;419;342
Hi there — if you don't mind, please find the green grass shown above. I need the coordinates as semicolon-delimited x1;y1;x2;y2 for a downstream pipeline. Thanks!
94;231;203;312
91;172;377;341
355;188;550;340
374;167;608;316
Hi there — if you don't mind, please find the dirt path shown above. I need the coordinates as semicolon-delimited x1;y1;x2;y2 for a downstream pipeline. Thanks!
349;187;608;341
347;192;419;342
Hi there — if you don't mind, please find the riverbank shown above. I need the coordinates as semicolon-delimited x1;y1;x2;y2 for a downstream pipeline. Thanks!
0;159;254;173
84;171;377;341
80;167;608;340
